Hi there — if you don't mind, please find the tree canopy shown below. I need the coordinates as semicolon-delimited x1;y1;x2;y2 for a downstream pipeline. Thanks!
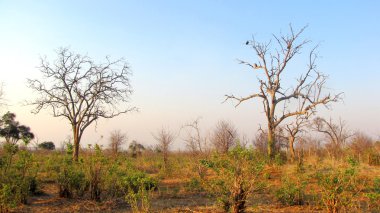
27;48;136;160
0;112;34;145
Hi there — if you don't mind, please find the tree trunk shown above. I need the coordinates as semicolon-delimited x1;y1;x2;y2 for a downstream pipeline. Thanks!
289;136;295;162
232;186;246;213
163;152;168;170
267;128;275;159
73;127;80;161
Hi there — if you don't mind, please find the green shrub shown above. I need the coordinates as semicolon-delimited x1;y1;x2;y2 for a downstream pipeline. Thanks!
123;170;157;213
123;170;157;193
316;163;364;213
200;145;265;213
0;147;38;211
185;177;203;193
0;183;16;211
275;176;307;206
57;159;88;198
86;144;107;202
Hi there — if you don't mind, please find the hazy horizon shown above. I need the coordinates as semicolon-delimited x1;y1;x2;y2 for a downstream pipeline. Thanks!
0;1;379;149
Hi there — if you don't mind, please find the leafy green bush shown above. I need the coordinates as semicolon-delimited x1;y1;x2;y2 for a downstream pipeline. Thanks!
0;183;15;211
123;170;157;193
200;145;265;213
56;158;88;198
316;163;365;213
275;176;307;206
0;146;38;211
123;170;157;213
185;177;203;193
103;161;130;198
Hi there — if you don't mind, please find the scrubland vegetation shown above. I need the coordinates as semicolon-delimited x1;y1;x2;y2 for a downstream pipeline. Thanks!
0;122;380;212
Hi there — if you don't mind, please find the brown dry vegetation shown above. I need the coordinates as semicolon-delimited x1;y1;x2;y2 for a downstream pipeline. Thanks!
0;142;378;213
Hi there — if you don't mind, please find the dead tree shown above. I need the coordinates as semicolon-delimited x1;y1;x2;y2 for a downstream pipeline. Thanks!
182;118;207;155
211;120;237;154
349;132;373;162
153;128;175;170
108;130;127;155
284;114;310;162
27;48;136;161
225;25;340;159
311;117;352;159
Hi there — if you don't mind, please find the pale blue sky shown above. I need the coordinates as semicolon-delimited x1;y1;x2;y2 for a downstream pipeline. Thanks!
0;1;379;148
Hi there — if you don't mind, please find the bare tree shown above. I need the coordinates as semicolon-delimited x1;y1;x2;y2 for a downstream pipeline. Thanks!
27;48;136;161
349;132;373;162
225;25;340;159
252;131;267;154
108;130;127;155
153;127;175;169
311;117;352;159
211;120;237;154
182;118;207;155
284;115;310;162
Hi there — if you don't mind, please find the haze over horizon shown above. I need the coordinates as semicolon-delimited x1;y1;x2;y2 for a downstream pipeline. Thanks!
0;1;379;149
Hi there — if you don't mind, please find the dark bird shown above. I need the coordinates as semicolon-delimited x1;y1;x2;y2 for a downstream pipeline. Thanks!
245;41;249;45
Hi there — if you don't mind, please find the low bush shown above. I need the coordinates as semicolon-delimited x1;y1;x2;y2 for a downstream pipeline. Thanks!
56;159;88;198
0;144;38;211
275;176;307;206
124;170;157;213
200;145;265;213
185;177;204;193
316;161;365;213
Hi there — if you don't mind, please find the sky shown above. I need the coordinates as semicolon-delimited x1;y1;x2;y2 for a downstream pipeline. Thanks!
0;1;379;149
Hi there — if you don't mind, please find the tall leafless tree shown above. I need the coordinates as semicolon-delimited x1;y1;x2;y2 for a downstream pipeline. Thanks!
27;48;136;161
211;120;237;154
311;117;352;159
153;127;175;169
108;130;127;155
225;25;341;159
